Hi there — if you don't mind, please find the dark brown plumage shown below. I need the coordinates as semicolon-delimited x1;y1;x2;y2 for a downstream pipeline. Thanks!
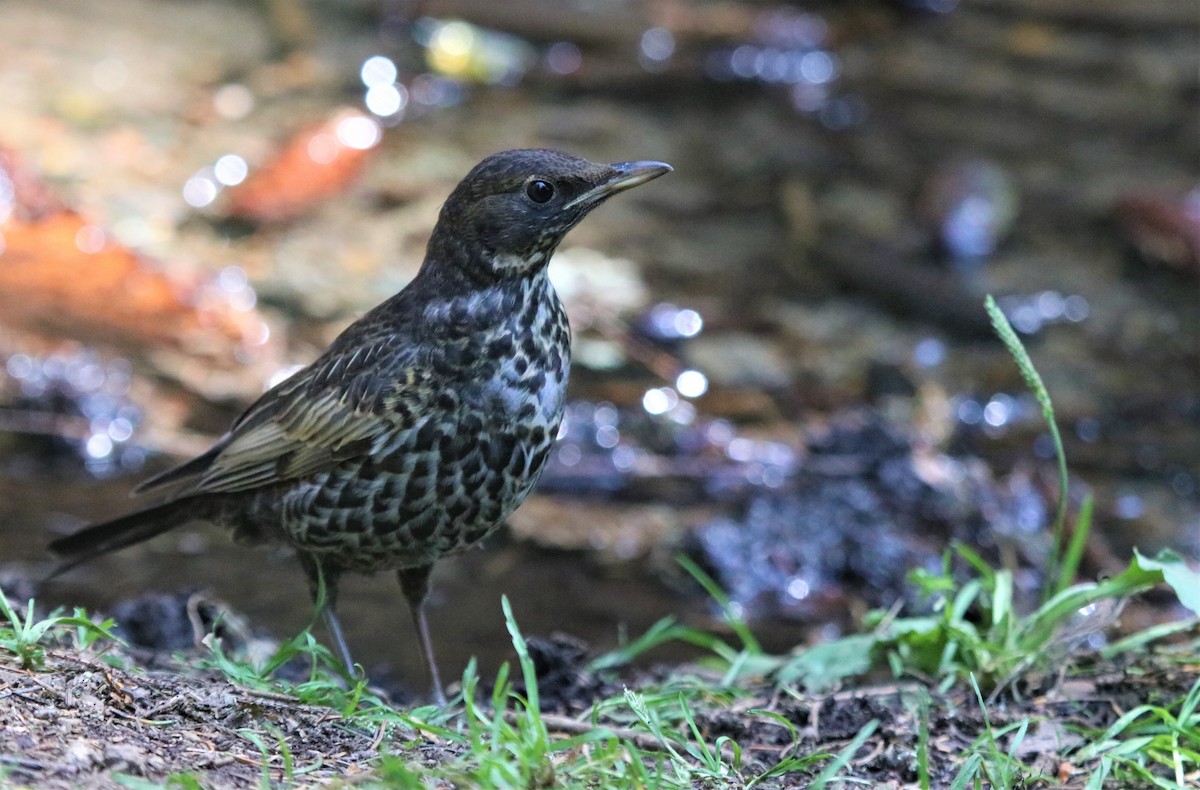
49;149;671;702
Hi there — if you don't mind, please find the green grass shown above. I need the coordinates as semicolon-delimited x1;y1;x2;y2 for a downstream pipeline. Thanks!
199;619;399;719
1076;674;1200;789
950;675;1046;789
0;588;120;669
984;295;1071;599
852;541;1198;695
370;595;839;788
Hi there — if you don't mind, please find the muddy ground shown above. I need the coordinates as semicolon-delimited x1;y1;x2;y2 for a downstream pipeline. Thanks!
1;612;1195;788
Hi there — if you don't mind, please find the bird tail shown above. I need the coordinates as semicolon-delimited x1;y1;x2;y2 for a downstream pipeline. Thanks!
47;499;201;578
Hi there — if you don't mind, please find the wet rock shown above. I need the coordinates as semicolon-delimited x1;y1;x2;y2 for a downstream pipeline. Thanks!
1115;187;1200;277
685;332;791;389
110;589;247;654
535;398;798;505
816;182;907;244
813;235;996;337
919;157;1019;264
0;574;37;612
865;359;918;399
690;413;1050;622
523;633;611;715
507;497;687;560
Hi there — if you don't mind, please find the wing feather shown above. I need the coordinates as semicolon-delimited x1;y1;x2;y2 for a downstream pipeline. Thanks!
174;332;432;495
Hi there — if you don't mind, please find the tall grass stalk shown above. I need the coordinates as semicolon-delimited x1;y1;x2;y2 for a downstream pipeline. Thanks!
985;295;1071;599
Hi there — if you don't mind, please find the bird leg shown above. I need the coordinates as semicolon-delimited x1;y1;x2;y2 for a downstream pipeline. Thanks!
321;606;357;677
398;564;446;705
299;553;358;676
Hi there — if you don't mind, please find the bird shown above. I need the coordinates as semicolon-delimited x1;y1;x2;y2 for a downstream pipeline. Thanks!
49;148;672;703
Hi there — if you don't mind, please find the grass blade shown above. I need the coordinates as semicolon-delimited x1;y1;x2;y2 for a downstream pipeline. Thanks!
985;294;1069;600
676;554;762;655
1057;494;1094;593
810;719;878;788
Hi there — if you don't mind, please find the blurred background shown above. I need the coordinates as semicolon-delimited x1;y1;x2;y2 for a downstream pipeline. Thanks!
0;0;1196;692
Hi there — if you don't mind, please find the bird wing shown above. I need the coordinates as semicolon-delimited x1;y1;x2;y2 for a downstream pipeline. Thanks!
139;334;436;496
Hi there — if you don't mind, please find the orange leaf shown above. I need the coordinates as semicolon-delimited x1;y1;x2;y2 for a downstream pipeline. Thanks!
225;109;380;223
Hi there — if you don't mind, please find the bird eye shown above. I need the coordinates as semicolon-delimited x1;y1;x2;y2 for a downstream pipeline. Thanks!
525;180;554;204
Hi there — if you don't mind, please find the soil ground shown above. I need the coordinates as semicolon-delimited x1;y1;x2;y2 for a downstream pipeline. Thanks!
1;625;1194;788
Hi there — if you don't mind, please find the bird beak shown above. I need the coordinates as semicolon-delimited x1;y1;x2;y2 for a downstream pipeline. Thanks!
564;160;673;210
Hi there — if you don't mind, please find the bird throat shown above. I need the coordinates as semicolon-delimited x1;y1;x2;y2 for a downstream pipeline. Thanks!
488;247;552;277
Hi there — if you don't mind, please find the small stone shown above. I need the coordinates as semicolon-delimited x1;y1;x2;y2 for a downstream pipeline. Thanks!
104;741;149;773
62;739;102;773
685;333;791;389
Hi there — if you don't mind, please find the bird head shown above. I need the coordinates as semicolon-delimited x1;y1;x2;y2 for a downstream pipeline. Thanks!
429;148;671;282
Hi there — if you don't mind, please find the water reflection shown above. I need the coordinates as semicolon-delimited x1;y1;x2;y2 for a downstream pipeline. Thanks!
703;8;856;126
996;291;1089;335
2;349;144;477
